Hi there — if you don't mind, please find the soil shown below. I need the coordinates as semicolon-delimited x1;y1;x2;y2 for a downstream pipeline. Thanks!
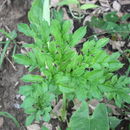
0;0;31;129
0;0;130;130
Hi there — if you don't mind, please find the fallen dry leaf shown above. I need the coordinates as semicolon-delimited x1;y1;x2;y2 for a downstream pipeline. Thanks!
107;104;120;116
118;0;130;5
0;117;4;128
88;99;99;110
51;0;59;7
83;0;98;4
52;99;62;118
99;0;110;8
109;40;125;52
73;99;82;110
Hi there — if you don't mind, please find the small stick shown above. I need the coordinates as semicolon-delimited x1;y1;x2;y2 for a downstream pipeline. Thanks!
5;54;17;71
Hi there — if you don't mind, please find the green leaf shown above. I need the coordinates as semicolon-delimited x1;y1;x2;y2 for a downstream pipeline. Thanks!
68;101;89;130
43;112;50;122
109;117;120;129
39;20;50;42
25;108;36;114
25;114;35;126
51;19;62;42
59;86;74;93
0;29;16;40
36;110;42;121
19;85;33;96
58;0;79;6
121;14;130;21
28;0;43;24
13;54;32;65
103;22;118;32
14;54;31;66
90;16;105;28
41;125;49;130
48;42;57;54
21;74;43;82
9;30;17;40
75;88;87;101
43;0;50;25
96;38;109;48
104;12;119;23
0;40;10;67
21;97;35;109
86;70;104;81
91;104;109;130
71;26;86;46
80;3;99;10
22;43;35;48
62;20;72;34
18;23;34;37
69;102;109;130
53;9;64;22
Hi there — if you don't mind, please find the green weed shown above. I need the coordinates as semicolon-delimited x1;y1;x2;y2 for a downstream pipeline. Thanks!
89;12;130;40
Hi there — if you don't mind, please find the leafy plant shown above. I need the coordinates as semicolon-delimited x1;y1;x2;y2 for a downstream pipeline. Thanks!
0;111;20;127
89;12;130;40
13;0;130;129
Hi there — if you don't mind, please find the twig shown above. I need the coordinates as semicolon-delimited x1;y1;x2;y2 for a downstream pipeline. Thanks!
5;54;17;71
0;0;7;12
5;25;11;33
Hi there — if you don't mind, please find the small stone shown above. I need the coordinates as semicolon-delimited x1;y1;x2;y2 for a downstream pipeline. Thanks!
16;94;21;99
14;103;20;109
113;1;121;11
21;96;25;101
27;124;40;130
0;117;4;128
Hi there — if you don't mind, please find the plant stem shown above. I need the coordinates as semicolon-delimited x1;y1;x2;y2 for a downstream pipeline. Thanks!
61;93;67;122
43;0;50;25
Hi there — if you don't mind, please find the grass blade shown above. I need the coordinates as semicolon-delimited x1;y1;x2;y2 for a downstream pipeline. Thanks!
0;111;20;127
0;40;10;67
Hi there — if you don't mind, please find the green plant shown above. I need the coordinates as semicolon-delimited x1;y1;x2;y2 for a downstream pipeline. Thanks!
0;29;17;67
68;102;120;130
13;0;130;129
89;12;130;40
0;111;20;127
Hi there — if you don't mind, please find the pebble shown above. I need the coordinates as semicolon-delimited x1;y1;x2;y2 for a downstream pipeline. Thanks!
27;124;40;130
113;1;121;11
20;96;25;101
14;103;20;109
